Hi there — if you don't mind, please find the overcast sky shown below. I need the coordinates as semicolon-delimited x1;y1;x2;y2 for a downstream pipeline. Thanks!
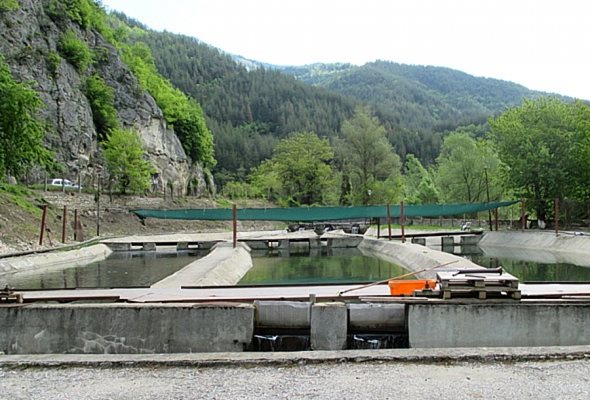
101;0;590;100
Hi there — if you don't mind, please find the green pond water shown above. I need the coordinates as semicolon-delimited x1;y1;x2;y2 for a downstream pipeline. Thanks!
4;243;589;290
2;250;207;290
238;248;409;286
468;254;590;282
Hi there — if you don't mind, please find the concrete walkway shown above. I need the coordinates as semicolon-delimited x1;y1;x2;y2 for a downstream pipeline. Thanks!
1;345;589;368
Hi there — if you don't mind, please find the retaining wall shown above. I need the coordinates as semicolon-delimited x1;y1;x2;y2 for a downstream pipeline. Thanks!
0;244;112;275
479;231;590;267
357;237;481;278
0;303;254;354
151;242;253;287
408;303;590;348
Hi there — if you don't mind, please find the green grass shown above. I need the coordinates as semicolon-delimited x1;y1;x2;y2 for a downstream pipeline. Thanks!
0;183;40;216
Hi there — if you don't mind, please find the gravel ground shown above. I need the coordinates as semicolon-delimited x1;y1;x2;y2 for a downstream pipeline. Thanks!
2;359;590;399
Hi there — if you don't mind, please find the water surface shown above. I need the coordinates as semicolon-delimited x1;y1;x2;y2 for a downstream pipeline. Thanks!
2;250;208;290
239;248;409;286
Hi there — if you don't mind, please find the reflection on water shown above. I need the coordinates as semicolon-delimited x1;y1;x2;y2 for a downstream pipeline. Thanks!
445;245;590;282
468;254;590;282
1;250;208;290
238;247;409;286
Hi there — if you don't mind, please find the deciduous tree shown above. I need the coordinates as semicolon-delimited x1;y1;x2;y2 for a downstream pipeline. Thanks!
339;107;402;205
489;98;590;220
102;128;155;194
0;57;52;180
272;132;335;205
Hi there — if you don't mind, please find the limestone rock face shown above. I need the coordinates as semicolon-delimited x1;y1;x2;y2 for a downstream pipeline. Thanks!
0;0;205;194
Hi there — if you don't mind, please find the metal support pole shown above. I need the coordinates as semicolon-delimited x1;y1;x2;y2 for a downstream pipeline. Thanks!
74;209;78;241
521;200;526;231
555;198;559;237
386;204;392;240
484;167;492;231
232;204;237;248
400;201;406;243
377;217;381;239
39;205;48;246
61;206;67;243
96;174;101;237
494;208;499;231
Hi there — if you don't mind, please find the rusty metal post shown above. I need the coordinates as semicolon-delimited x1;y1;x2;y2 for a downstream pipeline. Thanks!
61;205;67;243
73;209;78;241
232;204;237;248
400;200;406;243
555;198;559;237
96;174;101;237
376;217;381;239
386;204;392;240
39;205;48;245
521;200;526;231
494;208;499;231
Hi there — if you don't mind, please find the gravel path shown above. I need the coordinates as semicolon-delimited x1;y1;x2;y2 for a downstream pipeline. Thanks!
2;359;590;399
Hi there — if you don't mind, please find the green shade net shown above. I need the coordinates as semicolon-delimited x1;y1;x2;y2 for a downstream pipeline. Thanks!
131;200;519;222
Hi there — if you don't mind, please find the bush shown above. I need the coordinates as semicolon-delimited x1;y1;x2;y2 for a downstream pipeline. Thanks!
84;74;119;140
102;128;155;194
0;0;19;12
46;51;61;76
58;30;93;72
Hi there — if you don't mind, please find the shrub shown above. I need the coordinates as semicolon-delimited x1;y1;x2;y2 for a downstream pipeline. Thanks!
84;74;119;140
58;30;93;72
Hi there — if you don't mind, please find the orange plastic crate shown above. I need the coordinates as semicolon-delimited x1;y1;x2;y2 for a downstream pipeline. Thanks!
388;279;437;296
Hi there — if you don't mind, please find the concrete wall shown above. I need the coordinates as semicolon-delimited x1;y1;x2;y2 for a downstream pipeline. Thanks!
0;303;254;354
479;231;590;267
358;237;481;279
151;242;253;287
408;303;590;348
0;244;112;275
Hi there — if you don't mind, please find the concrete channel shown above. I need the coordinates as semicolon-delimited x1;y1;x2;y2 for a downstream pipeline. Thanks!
1;230;590;354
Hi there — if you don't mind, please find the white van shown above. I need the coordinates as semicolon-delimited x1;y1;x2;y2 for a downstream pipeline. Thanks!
48;178;80;189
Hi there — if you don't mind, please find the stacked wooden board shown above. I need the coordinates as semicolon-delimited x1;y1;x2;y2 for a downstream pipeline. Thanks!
434;269;521;300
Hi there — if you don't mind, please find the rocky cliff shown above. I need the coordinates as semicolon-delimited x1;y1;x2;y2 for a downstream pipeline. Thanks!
0;0;207;195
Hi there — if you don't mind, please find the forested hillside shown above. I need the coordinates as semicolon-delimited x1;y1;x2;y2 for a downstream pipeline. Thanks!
114;15;358;185
116;13;552;186
280;61;546;134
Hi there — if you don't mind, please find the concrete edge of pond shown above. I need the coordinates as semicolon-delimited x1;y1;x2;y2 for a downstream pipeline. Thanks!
358;237;482;279
479;231;590;267
1;345;589;369
0;244;112;275
151;242;253;288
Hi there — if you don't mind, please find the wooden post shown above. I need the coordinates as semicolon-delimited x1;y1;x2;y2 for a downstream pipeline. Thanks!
555;198;559;237
387;205;392;240
61;206;67;243
39;205;48;245
232;204;237;248
400;200;406;243
494;208;499;231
